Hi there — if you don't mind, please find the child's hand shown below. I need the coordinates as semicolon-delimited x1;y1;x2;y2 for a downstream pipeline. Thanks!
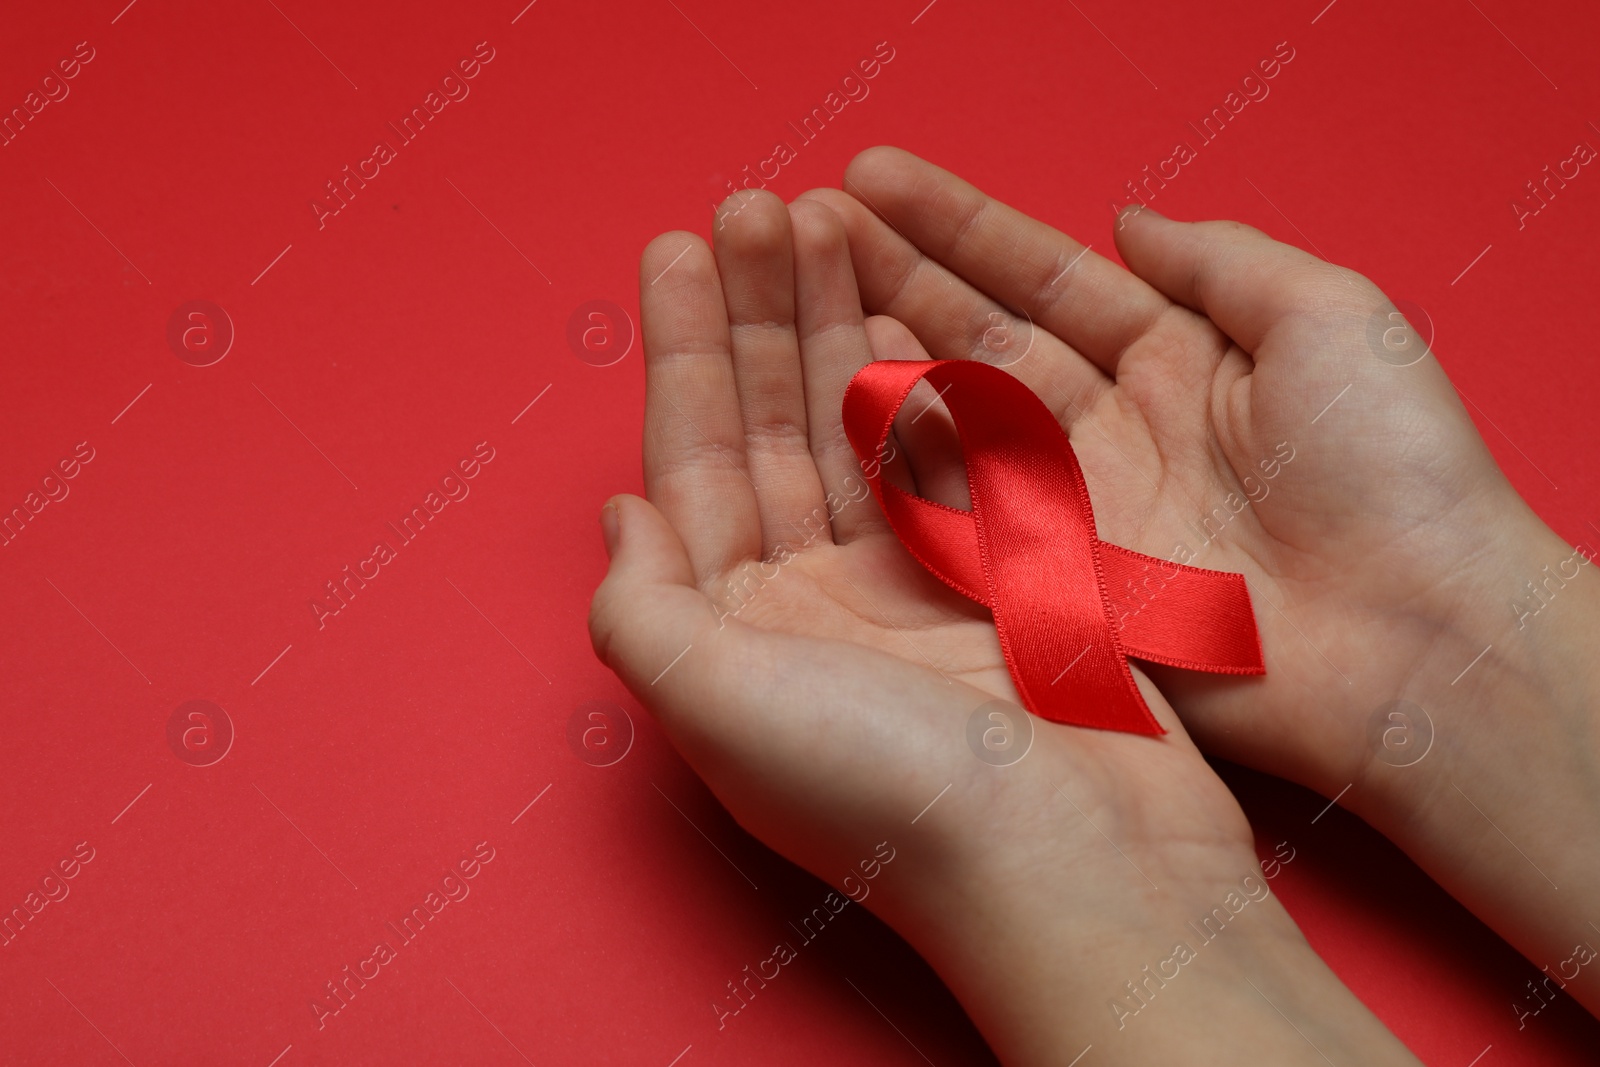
810;147;1600;1015
589;190;1420;1065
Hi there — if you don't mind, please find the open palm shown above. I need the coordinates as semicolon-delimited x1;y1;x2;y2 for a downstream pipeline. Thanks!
588;146;1447;1066
800;148;1547;801
587;181;1277;959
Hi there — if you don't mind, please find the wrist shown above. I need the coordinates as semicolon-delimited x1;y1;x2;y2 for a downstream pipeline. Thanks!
916;859;1418;1065
1348;512;1600;1008
879;764;1418;1065
1355;511;1600;831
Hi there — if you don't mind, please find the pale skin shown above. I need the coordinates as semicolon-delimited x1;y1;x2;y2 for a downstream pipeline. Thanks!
588;146;1600;1063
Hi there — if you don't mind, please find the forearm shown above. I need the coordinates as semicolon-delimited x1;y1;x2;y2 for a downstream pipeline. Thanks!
881;817;1421;1065
930;907;1417;1065
1351;516;1600;1015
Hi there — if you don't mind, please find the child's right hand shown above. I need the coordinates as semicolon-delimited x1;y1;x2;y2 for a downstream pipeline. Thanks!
810;147;1600;1015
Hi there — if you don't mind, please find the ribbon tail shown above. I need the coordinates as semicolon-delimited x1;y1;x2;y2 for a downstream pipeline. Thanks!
1100;544;1266;674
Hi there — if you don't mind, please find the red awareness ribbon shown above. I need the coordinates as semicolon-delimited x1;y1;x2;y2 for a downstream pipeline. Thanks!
842;359;1264;735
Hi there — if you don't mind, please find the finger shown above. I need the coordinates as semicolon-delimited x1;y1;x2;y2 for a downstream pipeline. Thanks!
712;190;828;556
841;146;1169;378
1112;208;1370;356
863;315;970;512
639;231;761;582
800;186;1109;426
787;197;895;544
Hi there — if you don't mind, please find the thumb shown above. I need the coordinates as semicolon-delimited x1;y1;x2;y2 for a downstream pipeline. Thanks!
1113;207;1356;356
587;494;715;696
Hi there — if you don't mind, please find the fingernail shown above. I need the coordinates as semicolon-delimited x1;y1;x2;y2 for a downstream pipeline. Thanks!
600;501;620;558
1117;203;1161;230
1115;204;1141;230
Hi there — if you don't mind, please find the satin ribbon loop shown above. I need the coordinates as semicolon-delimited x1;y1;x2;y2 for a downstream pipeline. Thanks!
842;359;1265;735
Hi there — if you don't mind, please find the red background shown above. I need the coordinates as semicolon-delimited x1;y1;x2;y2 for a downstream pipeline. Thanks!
2;0;1596;1063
